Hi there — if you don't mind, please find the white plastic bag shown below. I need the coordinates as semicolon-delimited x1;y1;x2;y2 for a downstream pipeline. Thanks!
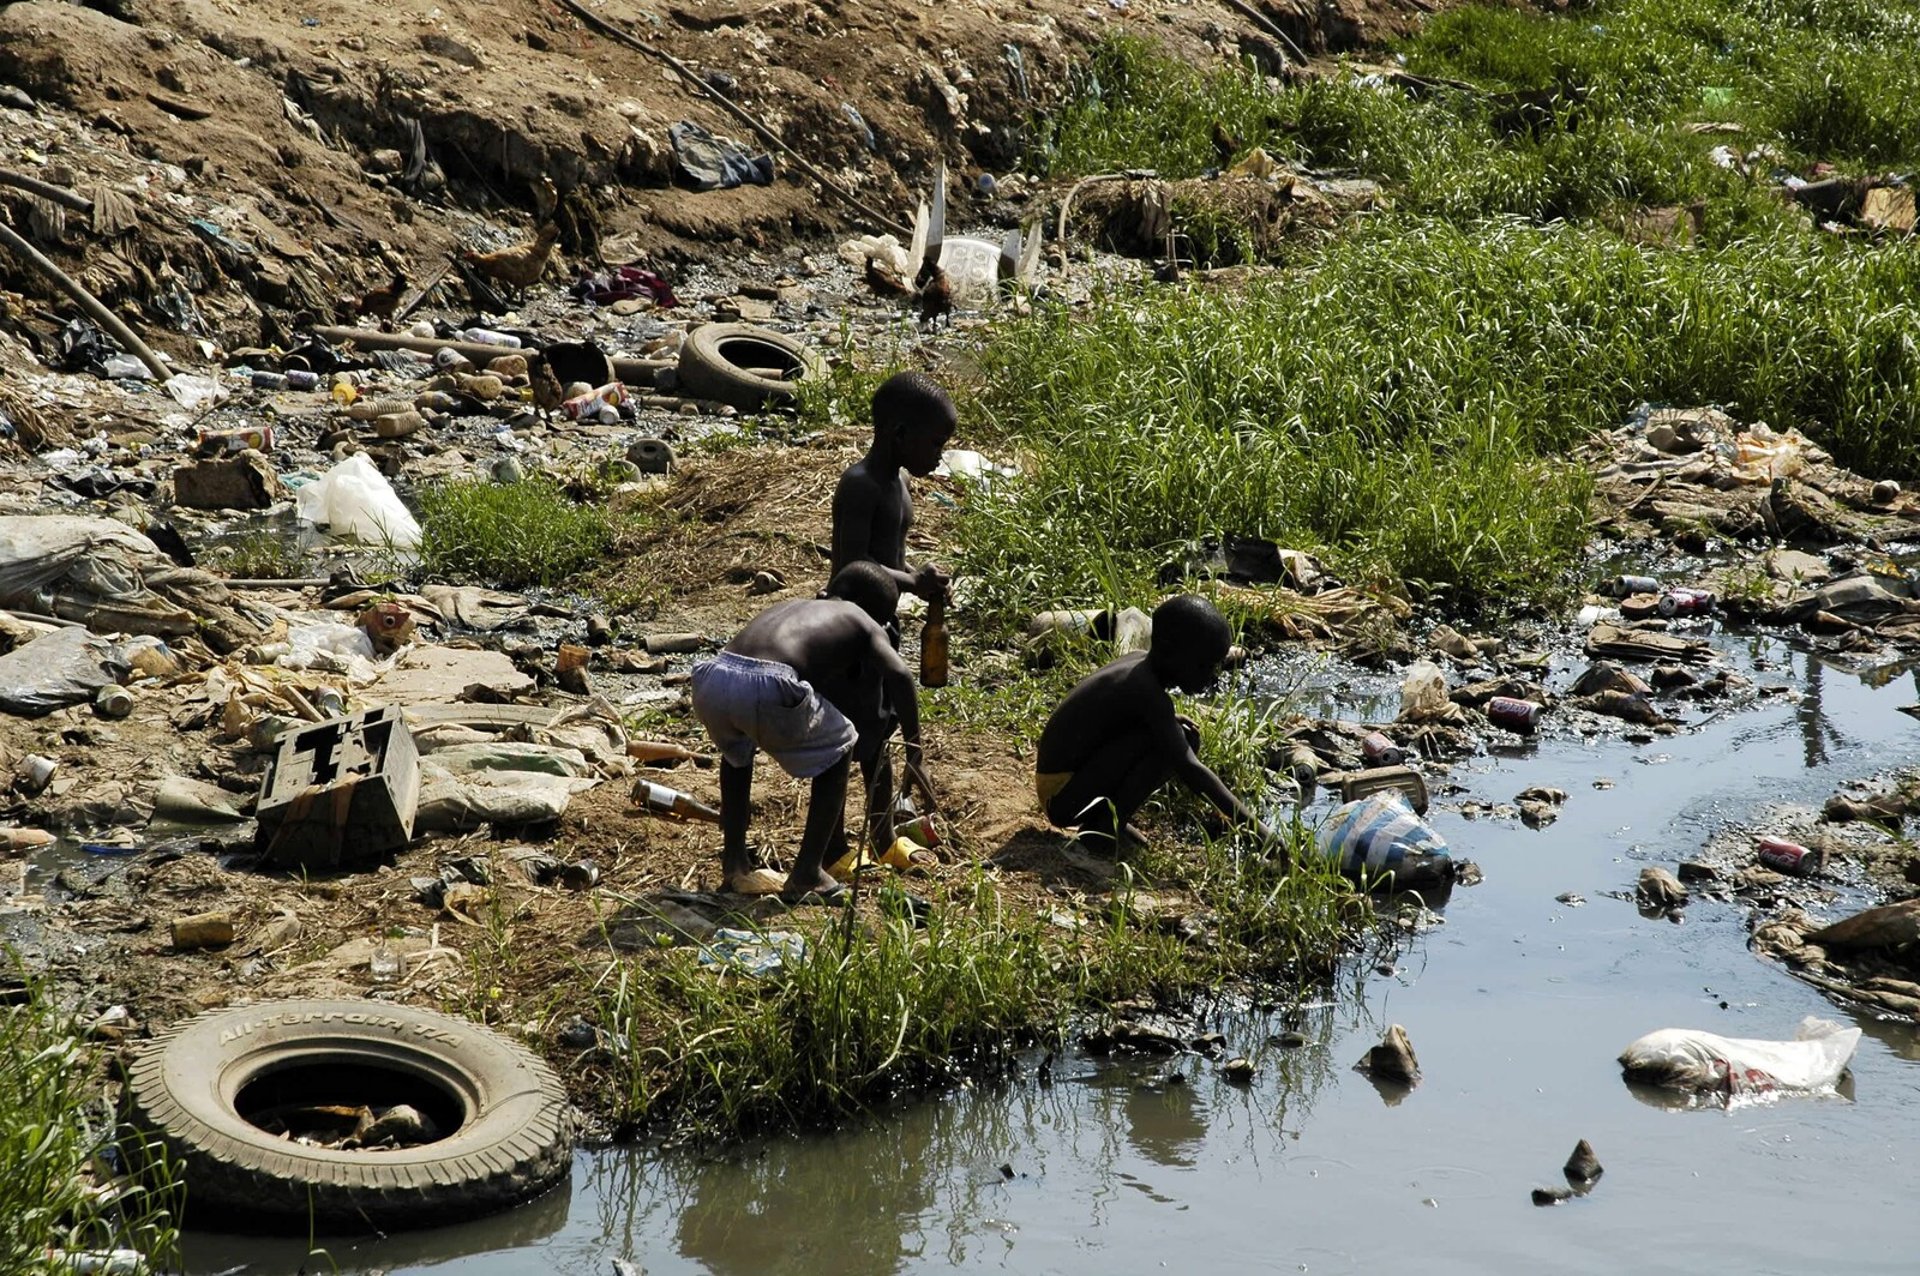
294;453;421;548
1398;660;1450;722
1618;1016;1861;1097
276;621;386;684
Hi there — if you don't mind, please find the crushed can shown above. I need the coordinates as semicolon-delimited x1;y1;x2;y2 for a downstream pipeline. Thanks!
1756;836;1824;876
1656;587;1716;618
1486;696;1544;733
1361;731;1409;766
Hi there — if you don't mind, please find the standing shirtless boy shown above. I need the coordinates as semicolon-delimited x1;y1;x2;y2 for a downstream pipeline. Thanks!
831;371;955;605
1035;595;1283;857
691;563;933;902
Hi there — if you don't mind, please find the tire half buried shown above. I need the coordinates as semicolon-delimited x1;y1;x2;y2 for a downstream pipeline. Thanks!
126;998;572;1232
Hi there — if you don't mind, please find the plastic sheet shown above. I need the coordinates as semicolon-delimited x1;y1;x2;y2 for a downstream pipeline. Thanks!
1319;792;1452;889
1619;1017;1861;1098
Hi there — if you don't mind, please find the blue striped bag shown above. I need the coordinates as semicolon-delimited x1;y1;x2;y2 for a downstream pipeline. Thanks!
1320;792;1452;889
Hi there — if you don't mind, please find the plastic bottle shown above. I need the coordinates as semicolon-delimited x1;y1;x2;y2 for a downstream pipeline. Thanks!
250;370;289;390
633;779;723;824
460;327;522;348
920;595;950;688
313;686;346;717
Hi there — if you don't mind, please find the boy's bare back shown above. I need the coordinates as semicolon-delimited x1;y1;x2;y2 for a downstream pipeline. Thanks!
1035;652;1181;775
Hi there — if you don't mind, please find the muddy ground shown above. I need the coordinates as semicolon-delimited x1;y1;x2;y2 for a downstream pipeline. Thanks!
3;0;1920;1146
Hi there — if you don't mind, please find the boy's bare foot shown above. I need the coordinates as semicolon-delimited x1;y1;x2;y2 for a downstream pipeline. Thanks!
779;869;848;905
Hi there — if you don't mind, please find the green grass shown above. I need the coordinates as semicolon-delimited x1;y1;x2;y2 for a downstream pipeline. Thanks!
417;474;613;589
1;975;178;1273
959;214;1920;627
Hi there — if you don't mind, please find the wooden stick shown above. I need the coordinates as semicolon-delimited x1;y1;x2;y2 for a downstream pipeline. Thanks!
0;220;171;380
553;0;911;238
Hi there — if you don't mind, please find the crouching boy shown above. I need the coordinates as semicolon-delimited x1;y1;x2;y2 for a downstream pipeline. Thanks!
1034;595;1282;857
690;562;932;902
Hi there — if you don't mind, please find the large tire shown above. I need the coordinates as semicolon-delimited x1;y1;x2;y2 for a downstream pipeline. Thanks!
676;322;824;411
126;999;572;1233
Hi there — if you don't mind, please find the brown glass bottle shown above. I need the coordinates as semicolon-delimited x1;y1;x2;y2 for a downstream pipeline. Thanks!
920;595;949;688
632;779;722;824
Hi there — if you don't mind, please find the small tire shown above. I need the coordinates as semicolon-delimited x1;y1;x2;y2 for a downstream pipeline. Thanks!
676;322;824;411
125;998;572;1233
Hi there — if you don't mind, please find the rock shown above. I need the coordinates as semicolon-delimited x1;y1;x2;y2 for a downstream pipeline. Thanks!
356;1103;438;1148
1532;1186;1572;1206
1571;688;1662;725
1823;791;1913;825
1355;1024;1419;1085
747;569;785;596
1763;548;1830;584
1563;1139;1603;1182
1636;866;1689;910
1807;899;1920;951
626;437;675;474
1569;661;1651;698
558;1018;600;1050
1222;1057;1256;1084
1556;891;1586;906
1515;785;1567;829
1870;479;1902;506
173;452;283;510
1273;1030;1309;1049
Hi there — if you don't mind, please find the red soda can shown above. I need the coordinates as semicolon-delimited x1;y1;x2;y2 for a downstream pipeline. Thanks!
1657;587;1715;618
1361;731;1408;765
893;813;940;848
1756;836;1822;876
1486;696;1543;733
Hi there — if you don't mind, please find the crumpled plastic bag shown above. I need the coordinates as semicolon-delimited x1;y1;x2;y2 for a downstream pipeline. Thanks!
1619;1016;1861;1097
413;762;598;833
1398;660;1451;722
295;453;421;548
697;928;807;977
1320;792;1452;889
276;621;389;684
0;626;130;717
418;741;594;779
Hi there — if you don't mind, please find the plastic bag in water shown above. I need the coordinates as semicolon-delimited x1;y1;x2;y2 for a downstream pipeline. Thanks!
1320;792;1452;889
295;453;421;548
1618;1016;1861;1097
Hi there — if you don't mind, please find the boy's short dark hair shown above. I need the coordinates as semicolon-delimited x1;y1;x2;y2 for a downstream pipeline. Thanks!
871;371;955;437
1149;594;1230;659
824;560;901;623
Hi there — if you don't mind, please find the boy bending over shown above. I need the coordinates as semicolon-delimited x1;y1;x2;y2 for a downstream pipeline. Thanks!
690;563;932;903
1035;595;1283;857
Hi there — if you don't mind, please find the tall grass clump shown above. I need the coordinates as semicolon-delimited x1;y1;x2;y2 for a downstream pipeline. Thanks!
1;976;178;1273
960;219;1920;626
417;474;611;588
598;884;1064;1138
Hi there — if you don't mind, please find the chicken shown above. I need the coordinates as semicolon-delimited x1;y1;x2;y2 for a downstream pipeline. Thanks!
864;255;914;299
915;254;952;329
460;222;560;300
1210;120;1243;167
529;354;565;420
336;270;407;325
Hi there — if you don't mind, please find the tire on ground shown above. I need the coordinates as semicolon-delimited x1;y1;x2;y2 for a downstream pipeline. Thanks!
676;322;824;411
125;998;572;1232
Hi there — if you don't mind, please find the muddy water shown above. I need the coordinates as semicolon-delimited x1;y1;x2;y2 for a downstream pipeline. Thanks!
183;634;1920;1275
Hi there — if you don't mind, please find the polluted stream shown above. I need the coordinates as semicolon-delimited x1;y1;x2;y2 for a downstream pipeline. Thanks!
181;629;1920;1275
